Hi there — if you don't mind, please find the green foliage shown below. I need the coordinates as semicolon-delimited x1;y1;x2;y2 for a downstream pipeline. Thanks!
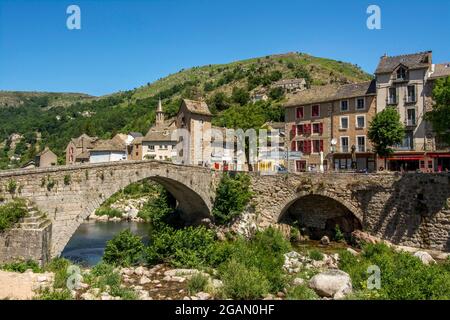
1;260;42;273
7;179;17;194
308;249;324;261
0;199;27;231
268;87;285;100
425;76;450;145
286;285;319;300
334;224;344;242
35;288;73;300
95;207;122;218
103;229;145;267
218;258;270;300
46;179;56;191
212;173;252;225
231;87;250;106
294;65;312;88
44;258;71;289
63;174;71;186
187;273;210;295
339;243;450;299
368;107;405;160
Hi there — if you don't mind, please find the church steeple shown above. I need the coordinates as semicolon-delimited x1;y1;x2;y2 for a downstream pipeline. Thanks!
156;98;164;126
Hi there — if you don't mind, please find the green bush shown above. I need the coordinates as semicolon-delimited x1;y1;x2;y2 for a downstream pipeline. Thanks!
212;173;253;225
219;259;270;300
35;288;73;300
63;175;71;186
7;179;17;194
146;225;217;268
286;285;319;300
95;207;123;218
309;249;324;261
334;224;344;242
1;260;41;273
103;229;145;267
339;243;450;300
0;199;28;231
187;273;210;295
44;258;71;289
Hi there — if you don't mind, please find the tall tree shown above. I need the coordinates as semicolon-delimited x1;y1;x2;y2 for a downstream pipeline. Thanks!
425;76;450;145
368;107;405;169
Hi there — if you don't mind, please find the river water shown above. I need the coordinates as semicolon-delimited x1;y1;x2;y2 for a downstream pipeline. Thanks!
61;221;151;267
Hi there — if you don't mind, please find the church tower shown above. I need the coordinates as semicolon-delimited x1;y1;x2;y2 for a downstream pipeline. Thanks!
155;98;165;126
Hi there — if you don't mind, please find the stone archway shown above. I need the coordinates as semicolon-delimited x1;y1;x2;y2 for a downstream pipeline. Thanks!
278;194;362;240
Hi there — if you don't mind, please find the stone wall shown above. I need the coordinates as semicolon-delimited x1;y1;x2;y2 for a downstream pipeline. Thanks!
0;222;52;266
249;172;450;251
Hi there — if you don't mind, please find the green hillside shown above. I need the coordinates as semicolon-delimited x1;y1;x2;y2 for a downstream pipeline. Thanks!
0;52;372;170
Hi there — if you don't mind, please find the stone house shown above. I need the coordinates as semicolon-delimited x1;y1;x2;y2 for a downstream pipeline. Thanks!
375;51;450;172
35;147;58;167
175;99;212;166
284;80;376;172
272;78;307;93
89;134;127;163
65;134;98;165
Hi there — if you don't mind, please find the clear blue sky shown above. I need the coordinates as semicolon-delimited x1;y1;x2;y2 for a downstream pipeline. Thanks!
0;0;449;96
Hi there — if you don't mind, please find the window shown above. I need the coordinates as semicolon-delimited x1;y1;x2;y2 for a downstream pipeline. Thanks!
357;136;366;152
407;85;416;103
396;67;407;80
356;115;365;129
149;145;155;151
341;137;349;153
312;123;321;134
297;124;304;135
356;98;365;110
297;141;304;153
340;100;349;112
340;116;349;129
388;87;397;104
296;107;304;119
312;140;323;153
311;105;320;117
296;160;307;172
407;108;416;126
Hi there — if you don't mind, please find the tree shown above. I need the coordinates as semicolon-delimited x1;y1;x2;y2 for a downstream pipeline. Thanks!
231;87;250;106
268;87;284;100
294;66;312;88
425;76;450;145
368;107;405;169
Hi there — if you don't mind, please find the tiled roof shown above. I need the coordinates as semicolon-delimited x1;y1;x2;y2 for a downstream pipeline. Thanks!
128;132;143;138
429;63;450;79
92;135;126;152
375;51;432;74
36;147;55;157
284;80;376;107
143;130;176;142
182;99;212;116
69;134;98;149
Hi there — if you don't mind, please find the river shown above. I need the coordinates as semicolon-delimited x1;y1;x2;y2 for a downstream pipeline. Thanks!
61;221;151;267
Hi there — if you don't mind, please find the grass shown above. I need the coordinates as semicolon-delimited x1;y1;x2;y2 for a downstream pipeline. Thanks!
308;249;324;261
286;285;319;300
187;273;210;295
1;260;42;273
0;198;28;231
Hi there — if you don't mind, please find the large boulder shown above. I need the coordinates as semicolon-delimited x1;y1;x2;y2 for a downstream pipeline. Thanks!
308;270;352;299
413;251;436;265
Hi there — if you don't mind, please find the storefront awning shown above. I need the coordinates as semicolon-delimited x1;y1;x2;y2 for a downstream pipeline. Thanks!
428;153;450;158
387;156;423;161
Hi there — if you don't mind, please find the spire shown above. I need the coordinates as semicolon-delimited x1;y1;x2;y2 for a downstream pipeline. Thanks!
155;98;165;126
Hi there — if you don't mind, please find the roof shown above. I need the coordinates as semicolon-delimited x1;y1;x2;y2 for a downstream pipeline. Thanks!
284;80;376;107
91;136;126;152
132;137;143;145
429;63;450;79
262;122;285;130
128;132;143;138
36;147;56;157
76;151;90;160
375;51;432;74
182;99;212;116
143;130;176;142
67;134;98;149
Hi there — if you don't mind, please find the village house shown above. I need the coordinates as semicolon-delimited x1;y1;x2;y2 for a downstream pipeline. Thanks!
65;134;98;165
375;51;450;172
89;134;127;163
210;126;236;171
256;122;286;173
284;80;377;172
35;147;58;167
272;78;307;93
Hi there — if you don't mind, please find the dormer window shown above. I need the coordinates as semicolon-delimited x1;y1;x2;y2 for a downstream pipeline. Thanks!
396;67;407;80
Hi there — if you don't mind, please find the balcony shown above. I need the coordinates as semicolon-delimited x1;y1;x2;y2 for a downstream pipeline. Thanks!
387;97;398;105
405;95;417;104
405;118;417;128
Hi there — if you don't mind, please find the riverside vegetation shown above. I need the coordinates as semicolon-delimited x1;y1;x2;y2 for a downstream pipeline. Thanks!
2;173;450;300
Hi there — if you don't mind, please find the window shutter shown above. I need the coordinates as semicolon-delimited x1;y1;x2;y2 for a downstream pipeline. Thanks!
298;125;303;135
320;140;324;152
291;125;296;138
305;140;311;154
319;123;323;135
291;141;296;151
305;124;311;134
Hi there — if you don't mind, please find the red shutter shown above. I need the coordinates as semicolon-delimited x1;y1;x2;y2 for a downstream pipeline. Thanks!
291;141;296;151
306;124;312;134
305;140;311;154
291;125;296;138
320;140;324;152
319;123;323;135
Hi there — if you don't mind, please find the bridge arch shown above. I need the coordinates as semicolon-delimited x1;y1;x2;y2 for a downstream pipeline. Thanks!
278;192;363;240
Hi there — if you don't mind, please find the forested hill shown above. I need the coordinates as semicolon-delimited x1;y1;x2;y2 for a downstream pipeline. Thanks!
0;52;372;169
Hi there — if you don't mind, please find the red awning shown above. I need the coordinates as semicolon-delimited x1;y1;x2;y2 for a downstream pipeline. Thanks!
387;156;423;161
428;153;450;158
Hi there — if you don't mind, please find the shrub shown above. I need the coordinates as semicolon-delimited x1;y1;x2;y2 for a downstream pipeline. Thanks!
35;288;73;300
334;224;344;242
286;285;319;300
44;258;71;289
212;173;252;225
339;243;450;300
0;199;28;231
95;207;123;218
187;273;210;295
309;249;324;261
63;175;71;186
219;259;270;299
103;229;145;267
7;179;17;194
1;260;41;273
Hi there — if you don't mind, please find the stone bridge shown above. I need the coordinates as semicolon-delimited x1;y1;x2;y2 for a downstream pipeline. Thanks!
0;160;449;265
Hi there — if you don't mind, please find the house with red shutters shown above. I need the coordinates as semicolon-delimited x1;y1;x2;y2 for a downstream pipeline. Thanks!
284;80;377;172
